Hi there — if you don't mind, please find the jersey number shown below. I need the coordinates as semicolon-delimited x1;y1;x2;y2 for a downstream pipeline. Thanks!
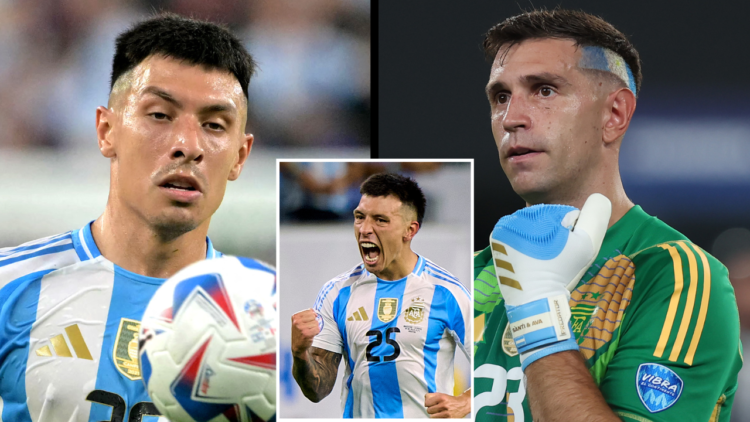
366;327;401;362
474;364;526;420
86;390;161;422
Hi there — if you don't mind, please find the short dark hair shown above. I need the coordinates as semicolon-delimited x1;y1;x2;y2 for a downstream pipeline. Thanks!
483;9;642;95
111;13;256;98
360;173;426;226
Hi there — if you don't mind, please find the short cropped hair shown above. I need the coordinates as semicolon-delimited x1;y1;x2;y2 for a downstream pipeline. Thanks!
483;9;642;95
111;13;256;98
360;173;426;226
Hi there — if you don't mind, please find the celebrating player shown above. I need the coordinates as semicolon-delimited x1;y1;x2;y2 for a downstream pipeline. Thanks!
0;14;273;421
291;173;471;418
473;9;742;421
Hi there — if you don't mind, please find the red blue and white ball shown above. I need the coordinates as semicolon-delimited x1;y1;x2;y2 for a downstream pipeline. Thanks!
139;256;276;422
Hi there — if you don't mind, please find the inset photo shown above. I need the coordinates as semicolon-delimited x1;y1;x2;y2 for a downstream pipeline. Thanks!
277;160;472;418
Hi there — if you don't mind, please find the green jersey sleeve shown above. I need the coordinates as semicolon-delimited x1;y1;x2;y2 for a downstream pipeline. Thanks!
597;241;742;422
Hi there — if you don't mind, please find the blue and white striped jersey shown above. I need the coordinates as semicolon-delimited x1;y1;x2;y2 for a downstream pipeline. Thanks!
0;222;266;422
312;255;471;418
0;222;220;289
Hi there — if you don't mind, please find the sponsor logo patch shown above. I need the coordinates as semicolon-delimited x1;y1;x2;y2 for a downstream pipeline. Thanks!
114;318;141;380
377;298;398;323
347;306;369;322
636;363;683;413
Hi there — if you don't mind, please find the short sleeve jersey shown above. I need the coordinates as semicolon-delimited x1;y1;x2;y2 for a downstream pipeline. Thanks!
312;255;471;418
473;206;742;421
0;223;277;422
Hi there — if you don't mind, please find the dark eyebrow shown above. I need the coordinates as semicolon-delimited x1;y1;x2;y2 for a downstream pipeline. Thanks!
520;72;571;87
199;103;236;117
143;86;237;118
143;86;182;108
485;72;571;100
485;80;507;101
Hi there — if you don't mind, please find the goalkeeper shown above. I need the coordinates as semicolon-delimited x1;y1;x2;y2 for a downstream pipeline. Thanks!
474;9;741;422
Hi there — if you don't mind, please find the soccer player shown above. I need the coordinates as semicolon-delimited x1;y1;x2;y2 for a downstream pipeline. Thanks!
291;173;471;418
473;9;742;421
0;14;273;422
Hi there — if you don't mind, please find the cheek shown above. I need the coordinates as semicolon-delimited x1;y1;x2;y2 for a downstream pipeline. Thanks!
204;135;233;157
551;103;601;166
206;139;239;176
116;125;159;171
538;100;585;143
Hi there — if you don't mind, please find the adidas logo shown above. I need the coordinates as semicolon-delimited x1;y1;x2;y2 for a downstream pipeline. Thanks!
35;324;93;360
347;307;369;322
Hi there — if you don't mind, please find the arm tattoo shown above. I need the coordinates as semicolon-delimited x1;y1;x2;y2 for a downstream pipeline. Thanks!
293;346;342;402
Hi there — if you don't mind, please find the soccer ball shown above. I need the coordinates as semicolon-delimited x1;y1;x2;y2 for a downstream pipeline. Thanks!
139;256;277;422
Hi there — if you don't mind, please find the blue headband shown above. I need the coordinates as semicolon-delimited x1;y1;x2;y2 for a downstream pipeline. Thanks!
579;46;637;95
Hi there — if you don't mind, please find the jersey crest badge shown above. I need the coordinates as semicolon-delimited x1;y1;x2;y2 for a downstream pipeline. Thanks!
114;318;142;380
377;298;398;323
404;296;426;324
502;323;518;356
636;363;683;413
570;303;596;335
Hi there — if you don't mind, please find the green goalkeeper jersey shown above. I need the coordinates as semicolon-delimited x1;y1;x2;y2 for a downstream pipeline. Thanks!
474;205;742;422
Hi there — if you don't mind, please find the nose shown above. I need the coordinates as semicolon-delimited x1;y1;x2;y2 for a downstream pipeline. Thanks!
359;217;374;236
169;117;204;163
502;95;531;133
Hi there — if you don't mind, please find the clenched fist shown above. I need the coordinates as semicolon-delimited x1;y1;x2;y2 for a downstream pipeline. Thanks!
425;391;471;418
291;308;320;358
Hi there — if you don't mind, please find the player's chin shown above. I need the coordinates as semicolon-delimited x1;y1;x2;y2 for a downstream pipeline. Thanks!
150;210;202;240
361;255;382;272
507;173;550;201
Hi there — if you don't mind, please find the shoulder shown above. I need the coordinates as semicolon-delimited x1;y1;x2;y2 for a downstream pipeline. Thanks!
231;255;276;276
0;257;112;312
629;241;734;317
624;211;690;253
420;256;470;301
0;230;83;289
314;263;367;304
622;212;728;292
630;240;727;288
624;240;738;351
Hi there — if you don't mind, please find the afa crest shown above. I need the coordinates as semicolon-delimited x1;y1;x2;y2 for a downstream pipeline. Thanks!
404;296;427;324
114;318;141;380
570;303;596;336
377;298;398;323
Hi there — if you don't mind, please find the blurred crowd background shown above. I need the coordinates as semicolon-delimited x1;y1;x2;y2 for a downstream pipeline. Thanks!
278;161;472;418
379;1;750;419
0;0;370;149
0;0;371;263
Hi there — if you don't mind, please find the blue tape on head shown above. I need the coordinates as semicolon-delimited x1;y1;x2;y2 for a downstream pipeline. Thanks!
580;46;610;72
624;63;637;95
491;204;576;260
580;46;637;95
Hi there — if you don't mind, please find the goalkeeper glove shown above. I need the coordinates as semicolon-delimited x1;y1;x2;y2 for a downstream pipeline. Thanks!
490;193;611;370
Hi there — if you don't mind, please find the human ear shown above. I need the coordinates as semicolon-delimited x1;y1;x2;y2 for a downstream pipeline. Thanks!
228;133;254;181
96;106;116;158
404;221;420;242
602;88;636;144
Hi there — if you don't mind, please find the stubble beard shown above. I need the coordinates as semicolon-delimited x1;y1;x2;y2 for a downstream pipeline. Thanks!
150;210;200;243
